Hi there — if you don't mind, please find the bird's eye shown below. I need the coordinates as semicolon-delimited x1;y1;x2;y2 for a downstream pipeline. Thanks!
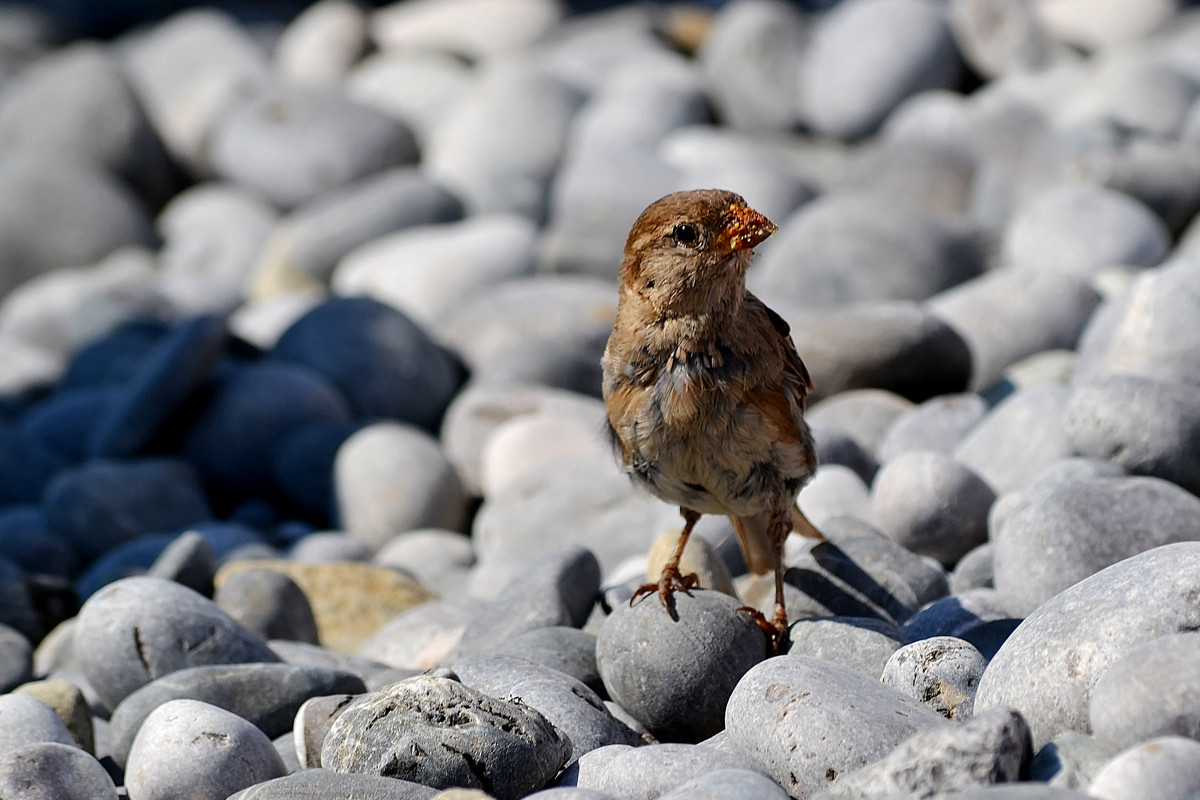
672;223;698;245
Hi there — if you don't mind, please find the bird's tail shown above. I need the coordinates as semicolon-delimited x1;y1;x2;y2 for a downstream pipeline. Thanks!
732;505;825;576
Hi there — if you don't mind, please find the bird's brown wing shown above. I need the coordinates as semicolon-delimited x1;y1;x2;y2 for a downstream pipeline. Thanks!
759;298;813;403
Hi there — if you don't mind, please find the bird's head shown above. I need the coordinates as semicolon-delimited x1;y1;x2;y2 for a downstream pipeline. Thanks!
619;189;776;317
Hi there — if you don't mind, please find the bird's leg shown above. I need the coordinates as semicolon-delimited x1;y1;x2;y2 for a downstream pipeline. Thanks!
630;507;701;621
739;511;792;653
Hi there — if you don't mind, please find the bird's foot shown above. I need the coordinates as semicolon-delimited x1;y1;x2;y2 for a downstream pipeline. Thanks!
630;565;699;621
737;605;790;655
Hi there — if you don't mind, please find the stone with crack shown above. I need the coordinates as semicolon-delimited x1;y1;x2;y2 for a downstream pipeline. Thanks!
321;674;570;800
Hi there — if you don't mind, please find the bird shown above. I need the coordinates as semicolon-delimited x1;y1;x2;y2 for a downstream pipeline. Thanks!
601;188;823;648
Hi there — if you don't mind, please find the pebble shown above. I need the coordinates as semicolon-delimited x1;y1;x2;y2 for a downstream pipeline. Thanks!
472;455;659;574
89;314;228;459
452;653;640;760
345;51;472;149
209;86;419;210
12;679;92;753
813;429;878;487
1074;257;1200;388
751;191;983;309
951;543;995;593
657;768;790;800
228;769;440;799
125;698;286;800
976;542;1200;748
697;0;807;132
1030;731;1115;790
801;0;963;139
928;266;1102;392
558;743;758;798
359;598;482;671
597;590;766;743
41;458;212;561
255;168;463;295
216;560;433;655
73;576;280;711
0;693;74;757
273;0;368;89
334;422;468;549
870;450;996;566
425;59;583;221
786;616;905;678
0;41;173;206
1000;184;1170;277
456;545;600;656
881;636;989;720
772;299;972;403
1060;54;1199;139
0;155;156;297
440;381;607;495
725;655;950;797
373;529;475;592
333;214;536;333
807;389;916;458
1088;633;1200;752
108;662;366;766
155;183;279;315
146;530;217;596
954;384;1074;495
287;531;373;564
120;9;272;175
292;693;354;768
184;362;352;498
821;707;1031;799
991;474;1200;616
494;627;604;700
370;0;563;60
267;640;411;691
1066;373;1200;494
644;527;737;598
0;741;117;800
877;393;988;463
436;275;615;395
1088;736;1200;800
272;295;464;429
0;426;63;507
0;250;171;368
948;0;1064;79
273;421;361;520
321;674;570;799
213;567;320;645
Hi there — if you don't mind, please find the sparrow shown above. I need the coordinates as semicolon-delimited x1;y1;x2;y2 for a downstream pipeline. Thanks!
601;188;823;647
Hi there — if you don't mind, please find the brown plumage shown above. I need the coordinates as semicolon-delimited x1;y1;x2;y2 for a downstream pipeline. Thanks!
601;188;822;646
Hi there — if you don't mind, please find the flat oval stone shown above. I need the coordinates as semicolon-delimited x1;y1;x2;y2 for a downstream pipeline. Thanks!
214;567;320;645
0;741;117;800
227;768;440;799
976;542;1200;749
598;590;766;743
557;743;757;797
209;86;418;210
272;296;463;430
992;475;1200;616
1088;736;1200;800
74;576;279;710
1089;633;1200;752
725;655;950;797
786;616;905;678
108;662;366;766
321;675;570;800
125;698;286;800
42;459;212;561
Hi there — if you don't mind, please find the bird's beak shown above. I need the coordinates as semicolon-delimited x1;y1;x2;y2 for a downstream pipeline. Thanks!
716;204;777;252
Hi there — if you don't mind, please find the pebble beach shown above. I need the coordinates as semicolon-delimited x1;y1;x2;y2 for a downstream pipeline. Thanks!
0;0;1199;798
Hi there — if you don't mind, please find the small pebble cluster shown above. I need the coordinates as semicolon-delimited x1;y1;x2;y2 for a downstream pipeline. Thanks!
0;0;1199;798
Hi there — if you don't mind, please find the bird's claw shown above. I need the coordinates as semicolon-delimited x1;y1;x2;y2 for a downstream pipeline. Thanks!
630;566;699;621
737;605;789;655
